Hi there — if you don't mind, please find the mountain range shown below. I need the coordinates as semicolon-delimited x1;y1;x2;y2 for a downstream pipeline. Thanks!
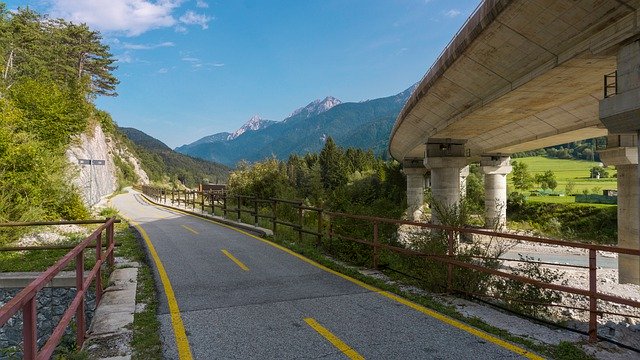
118;127;229;185
174;85;417;167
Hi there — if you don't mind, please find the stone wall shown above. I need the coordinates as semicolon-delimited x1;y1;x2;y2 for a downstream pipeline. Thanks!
0;288;95;358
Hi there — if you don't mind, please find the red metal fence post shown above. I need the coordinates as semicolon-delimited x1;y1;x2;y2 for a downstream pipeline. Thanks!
373;221;379;269
317;209;323;247
298;204;303;242
328;214;333;254
447;230;454;294
254;197;259;226
95;232;103;305
272;200;277;235
22;298;37;360
107;221;115;267
75;252;85;349
589;248;598;342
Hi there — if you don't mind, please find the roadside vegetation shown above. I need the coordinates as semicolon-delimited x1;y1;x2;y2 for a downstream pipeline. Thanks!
0;4;118;229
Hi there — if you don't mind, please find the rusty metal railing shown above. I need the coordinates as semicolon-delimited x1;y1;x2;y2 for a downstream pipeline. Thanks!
140;186;640;344
325;211;640;343
0;218;119;359
143;186;324;244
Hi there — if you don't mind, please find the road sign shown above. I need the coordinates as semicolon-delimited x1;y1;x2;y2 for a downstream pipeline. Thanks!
78;159;92;165
92;160;106;165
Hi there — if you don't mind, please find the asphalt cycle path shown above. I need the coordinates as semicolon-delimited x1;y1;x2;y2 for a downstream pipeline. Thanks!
112;190;541;360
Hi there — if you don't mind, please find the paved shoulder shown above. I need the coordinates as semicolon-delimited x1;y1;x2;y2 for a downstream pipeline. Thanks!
112;191;539;360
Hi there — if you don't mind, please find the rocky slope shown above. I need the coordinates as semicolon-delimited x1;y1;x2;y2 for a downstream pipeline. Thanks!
66;124;148;207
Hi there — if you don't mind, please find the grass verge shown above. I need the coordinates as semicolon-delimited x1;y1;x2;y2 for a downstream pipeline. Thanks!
103;207;163;360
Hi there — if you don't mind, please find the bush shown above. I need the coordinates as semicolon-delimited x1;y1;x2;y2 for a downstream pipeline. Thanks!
492;255;566;317
507;199;617;244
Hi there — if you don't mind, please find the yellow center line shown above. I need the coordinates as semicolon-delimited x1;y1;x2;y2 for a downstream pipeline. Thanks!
126;218;193;360
181;224;199;234
221;249;250;271
304;318;364;360
137;193;543;360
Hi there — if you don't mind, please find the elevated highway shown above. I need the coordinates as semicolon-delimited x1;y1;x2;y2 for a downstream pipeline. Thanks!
390;0;640;284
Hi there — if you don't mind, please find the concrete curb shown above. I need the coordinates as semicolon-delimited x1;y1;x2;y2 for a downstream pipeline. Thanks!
0;271;82;288
83;262;139;360
140;193;274;237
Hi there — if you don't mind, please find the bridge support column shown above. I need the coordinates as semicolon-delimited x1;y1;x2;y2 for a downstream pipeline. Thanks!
480;156;512;230
599;40;640;285
599;135;639;285
403;160;428;221
424;156;468;224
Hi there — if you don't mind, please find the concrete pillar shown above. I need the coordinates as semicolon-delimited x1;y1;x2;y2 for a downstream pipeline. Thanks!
480;156;512;230
459;166;470;198
599;135;639;285
424;156;468;224
403;165;427;221
599;39;640;285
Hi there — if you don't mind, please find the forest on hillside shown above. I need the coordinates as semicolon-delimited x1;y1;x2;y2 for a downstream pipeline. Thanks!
0;4;118;223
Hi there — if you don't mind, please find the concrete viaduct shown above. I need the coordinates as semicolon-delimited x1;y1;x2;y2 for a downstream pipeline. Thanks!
389;0;640;284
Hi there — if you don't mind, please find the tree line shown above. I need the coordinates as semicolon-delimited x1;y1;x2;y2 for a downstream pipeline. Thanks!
227;137;407;218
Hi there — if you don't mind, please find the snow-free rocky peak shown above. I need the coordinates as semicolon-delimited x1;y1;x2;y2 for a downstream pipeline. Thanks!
286;96;342;121
228;115;276;140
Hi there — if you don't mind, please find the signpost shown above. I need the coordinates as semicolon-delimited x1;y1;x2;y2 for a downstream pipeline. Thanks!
78;159;106;207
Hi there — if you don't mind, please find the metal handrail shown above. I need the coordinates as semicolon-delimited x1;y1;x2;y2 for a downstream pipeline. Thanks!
0;218;118;359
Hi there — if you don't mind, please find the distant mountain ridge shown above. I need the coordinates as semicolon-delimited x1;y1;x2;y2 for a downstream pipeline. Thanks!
175;84;417;167
118;127;229;185
285;96;342;121
228;115;276;140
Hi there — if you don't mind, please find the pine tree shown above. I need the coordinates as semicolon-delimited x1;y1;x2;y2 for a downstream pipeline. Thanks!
319;137;347;190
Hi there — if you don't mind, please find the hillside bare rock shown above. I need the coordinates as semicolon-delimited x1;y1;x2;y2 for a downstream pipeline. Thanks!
66;124;148;207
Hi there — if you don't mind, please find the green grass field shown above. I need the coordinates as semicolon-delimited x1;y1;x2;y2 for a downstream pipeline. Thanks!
507;157;617;205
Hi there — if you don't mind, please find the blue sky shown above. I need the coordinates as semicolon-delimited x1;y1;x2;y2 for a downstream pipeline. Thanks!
8;0;480;148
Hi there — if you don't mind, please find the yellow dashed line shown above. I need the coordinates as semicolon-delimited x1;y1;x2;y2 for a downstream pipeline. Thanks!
221;249;250;271
137;194;543;360
304;318;364;360
128;218;193;360
181;224;199;234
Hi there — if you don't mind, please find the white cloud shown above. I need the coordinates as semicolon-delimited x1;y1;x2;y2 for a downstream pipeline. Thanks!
117;51;134;63
158;67;169;73
196;0;208;8
179;10;211;29
123;41;175;50
46;0;211;36
180;55;223;69
444;9;461;18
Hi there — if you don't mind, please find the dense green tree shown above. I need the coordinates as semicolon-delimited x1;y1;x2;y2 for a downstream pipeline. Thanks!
511;161;533;191
319;137;348;190
0;7;118;98
590;166;609;179
535;170;557;191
